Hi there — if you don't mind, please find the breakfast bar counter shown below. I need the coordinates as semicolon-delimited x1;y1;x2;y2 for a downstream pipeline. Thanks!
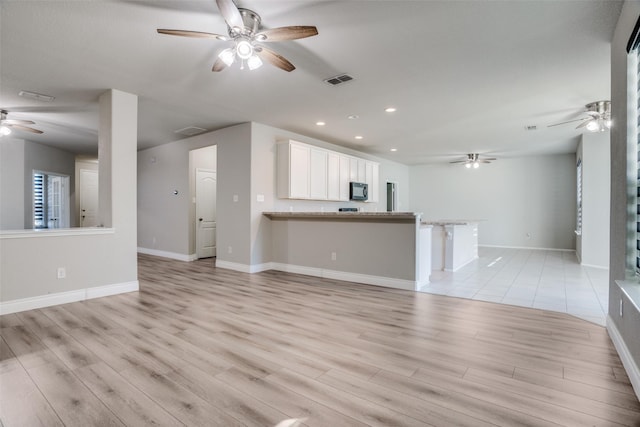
263;211;431;290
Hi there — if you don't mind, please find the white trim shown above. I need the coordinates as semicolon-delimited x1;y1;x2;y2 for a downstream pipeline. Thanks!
579;262;609;270
0;227;115;239
0;281;139;315
444;256;479;273
270;262;421;291
607;315;640;402
215;260;421;290
137;247;197;262
215;260;253;273
248;262;273;273
479;244;575;252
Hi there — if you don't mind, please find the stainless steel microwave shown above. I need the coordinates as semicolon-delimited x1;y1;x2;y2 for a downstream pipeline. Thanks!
349;182;368;201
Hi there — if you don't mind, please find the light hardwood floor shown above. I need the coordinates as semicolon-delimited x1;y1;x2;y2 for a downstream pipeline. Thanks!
2;254;639;426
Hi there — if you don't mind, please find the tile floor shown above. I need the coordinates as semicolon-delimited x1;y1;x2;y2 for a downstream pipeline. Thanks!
420;247;609;326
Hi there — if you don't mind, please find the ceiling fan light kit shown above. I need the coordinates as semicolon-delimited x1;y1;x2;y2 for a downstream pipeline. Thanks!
0;110;43;136
451;153;496;169
548;100;612;133
157;0;318;73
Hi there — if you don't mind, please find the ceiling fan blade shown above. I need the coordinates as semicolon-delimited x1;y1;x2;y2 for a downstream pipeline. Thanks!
2;118;35;125
256;47;295;72
216;0;244;32
482;157;497;161
157;29;227;40
585;111;600;118
256;26;318;42
212;57;228;72
449;160;468;164
576;119;596;129
10;124;43;134
547;118;588;128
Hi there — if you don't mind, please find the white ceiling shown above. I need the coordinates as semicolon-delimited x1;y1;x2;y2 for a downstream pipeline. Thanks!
0;0;622;165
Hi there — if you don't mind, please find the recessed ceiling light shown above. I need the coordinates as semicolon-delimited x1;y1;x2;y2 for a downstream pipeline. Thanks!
316;121;326;126
390;148;397;152
385;107;397;113
347;115;359;120
355;135;363;140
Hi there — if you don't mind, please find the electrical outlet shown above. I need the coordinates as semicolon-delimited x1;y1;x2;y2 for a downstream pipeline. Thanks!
228;246;233;254
331;252;337;261
233;195;239;202
57;267;66;279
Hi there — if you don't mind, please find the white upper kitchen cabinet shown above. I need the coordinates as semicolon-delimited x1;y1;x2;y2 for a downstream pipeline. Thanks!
327;152;340;201
277;140;310;199
366;161;379;203
310;148;328;200
339;155;351;201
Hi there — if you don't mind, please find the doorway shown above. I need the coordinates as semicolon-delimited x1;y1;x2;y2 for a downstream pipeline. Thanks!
195;168;217;259
79;169;99;227
33;171;70;229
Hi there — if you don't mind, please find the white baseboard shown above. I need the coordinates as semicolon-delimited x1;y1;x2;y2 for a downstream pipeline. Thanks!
0;281;139;315
269;262;420;291
215;260;253;273
479;244;575;252
137;247;196;262
444;256;479;273
580;262;608;270
607;315;640;402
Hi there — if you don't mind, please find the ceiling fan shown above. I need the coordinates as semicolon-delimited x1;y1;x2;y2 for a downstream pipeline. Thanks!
0;110;43;136
547;100;612;132
450;153;496;169
157;0;318;72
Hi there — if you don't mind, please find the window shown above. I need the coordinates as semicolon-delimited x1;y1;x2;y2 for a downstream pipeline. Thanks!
33;171;70;229
576;159;582;235
629;20;640;275
636;47;640;274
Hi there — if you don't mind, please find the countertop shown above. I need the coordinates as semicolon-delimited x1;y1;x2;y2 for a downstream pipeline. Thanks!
421;220;481;226
263;211;420;221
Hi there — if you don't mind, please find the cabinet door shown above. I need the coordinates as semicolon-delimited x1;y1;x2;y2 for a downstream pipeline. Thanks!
309;148;328;200
357;159;367;183
339;155;351;201
289;143;310;199
369;162;379;202
349;157;358;182
327;152;340;201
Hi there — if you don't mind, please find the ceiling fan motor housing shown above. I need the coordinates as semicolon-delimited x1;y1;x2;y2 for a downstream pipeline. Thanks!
233;8;261;37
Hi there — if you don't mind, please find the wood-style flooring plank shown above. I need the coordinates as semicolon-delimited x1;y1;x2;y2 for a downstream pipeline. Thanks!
1;253;638;427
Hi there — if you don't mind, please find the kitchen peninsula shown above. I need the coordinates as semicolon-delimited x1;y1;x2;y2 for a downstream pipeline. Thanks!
263;212;432;291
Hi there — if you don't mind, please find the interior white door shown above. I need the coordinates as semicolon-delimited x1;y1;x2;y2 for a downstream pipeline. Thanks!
79;169;99;227
196;169;216;259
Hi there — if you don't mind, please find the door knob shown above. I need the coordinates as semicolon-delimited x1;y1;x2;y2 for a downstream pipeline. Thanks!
199;218;203;222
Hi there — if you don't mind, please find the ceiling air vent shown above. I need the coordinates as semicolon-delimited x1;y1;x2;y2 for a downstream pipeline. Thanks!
174;126;207;137
324;74;354;86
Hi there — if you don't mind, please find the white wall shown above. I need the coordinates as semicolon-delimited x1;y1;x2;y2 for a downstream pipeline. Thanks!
409;154;576;250
0;89;139;306
608;0;640;386
577;132;610;268
0;138;25;230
